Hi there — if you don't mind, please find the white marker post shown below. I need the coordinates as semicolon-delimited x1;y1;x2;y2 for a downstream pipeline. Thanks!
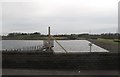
89;43;92;52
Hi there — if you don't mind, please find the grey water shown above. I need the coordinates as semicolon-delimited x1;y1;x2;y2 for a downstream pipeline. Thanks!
1;40;109;53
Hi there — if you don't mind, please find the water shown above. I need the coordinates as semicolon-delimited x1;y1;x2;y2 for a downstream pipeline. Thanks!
2;40;43;50
1;40;109;53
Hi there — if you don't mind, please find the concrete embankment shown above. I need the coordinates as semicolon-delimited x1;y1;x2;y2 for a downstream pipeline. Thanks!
2;52;118;70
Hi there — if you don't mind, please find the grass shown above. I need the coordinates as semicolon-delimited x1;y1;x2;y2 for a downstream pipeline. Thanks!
88;38;119;53
97;38;119;45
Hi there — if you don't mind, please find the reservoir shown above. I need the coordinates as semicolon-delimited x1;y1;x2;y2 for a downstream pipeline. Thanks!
1;40;109;53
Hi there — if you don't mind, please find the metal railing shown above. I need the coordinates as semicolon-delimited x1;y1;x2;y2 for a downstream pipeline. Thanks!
2;45;43;52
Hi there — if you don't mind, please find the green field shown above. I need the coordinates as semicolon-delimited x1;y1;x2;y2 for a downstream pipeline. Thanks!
88;38;119;53
97;38;119;44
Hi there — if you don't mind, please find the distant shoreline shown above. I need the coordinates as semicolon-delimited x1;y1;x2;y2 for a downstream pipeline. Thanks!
1;32;119;40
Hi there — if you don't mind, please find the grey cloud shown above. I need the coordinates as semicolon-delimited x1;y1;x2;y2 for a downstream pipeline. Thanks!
1;1;118;35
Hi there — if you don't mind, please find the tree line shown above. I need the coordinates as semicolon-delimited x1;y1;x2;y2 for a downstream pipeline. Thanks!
2;32;120;40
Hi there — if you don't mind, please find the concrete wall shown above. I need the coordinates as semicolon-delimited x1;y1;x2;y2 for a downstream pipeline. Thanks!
2;52;119;70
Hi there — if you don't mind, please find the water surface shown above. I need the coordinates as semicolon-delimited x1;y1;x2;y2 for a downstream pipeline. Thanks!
1;40;109;52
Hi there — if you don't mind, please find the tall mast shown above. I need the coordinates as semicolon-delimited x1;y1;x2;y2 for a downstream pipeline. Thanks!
48;26;50;39
48;26;51;50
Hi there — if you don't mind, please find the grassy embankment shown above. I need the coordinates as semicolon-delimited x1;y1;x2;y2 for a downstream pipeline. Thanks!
88;38;119;53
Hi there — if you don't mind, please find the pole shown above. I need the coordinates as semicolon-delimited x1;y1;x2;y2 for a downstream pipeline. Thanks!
48;26;51;50
48;26;50;39
51;36;68;53
89;43;92;52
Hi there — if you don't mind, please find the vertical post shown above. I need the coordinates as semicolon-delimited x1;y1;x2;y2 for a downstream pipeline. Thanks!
89;43;92;52
48;26;51;50
48;26;50;39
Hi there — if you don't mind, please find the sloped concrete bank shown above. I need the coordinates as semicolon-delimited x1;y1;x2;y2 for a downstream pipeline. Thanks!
2;52;119;70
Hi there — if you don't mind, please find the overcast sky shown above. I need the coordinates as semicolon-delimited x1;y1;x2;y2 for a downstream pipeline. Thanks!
0;0;119;35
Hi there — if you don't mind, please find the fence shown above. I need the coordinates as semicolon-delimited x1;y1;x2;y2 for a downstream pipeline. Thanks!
2;45;43;52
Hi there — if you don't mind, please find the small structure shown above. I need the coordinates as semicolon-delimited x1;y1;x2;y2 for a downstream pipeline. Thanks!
42;27;68;53
42;27;54;53
43;40;54;48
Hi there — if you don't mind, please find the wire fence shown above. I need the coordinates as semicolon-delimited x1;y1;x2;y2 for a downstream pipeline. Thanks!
2;45;43;52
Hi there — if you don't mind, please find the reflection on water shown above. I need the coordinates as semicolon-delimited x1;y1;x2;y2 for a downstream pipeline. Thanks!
1;40;109;52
